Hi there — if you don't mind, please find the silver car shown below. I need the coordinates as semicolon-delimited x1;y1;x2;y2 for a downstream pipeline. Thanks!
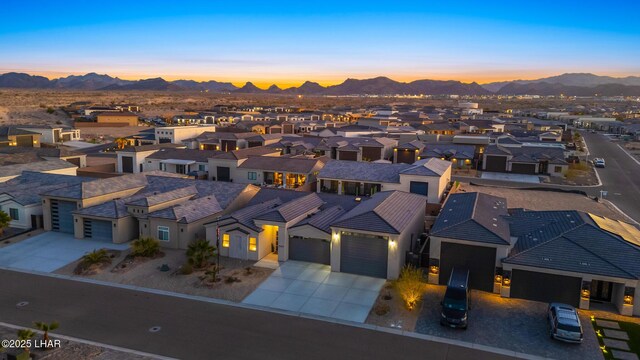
548;303;583;343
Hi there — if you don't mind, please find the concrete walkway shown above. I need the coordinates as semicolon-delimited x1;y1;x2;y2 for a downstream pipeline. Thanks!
243;261;385;323
480;172;541;184
0;232;129;272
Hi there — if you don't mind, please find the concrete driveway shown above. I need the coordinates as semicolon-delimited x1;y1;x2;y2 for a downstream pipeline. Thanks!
242;261;385;323
415;284;602;359
0;232;129;273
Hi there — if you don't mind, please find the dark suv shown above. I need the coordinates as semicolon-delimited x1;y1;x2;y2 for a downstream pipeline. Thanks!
440;268;470;329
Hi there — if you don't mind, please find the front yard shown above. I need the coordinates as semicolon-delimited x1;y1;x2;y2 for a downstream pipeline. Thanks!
54;247;273;302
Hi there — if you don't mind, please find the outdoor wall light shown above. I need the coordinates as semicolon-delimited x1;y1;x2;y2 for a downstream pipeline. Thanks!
502;277;511;287
581;289;590;299
429;265;439;275
494;275;502;284
624;295;633;305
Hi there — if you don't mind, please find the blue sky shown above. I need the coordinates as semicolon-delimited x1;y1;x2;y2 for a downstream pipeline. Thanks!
1;1;639;87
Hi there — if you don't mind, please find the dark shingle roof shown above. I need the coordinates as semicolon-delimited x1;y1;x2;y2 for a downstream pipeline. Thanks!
332;191;427;234
431;192;510;245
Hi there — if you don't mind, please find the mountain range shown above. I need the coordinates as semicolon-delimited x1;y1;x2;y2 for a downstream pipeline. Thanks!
1;72;640;96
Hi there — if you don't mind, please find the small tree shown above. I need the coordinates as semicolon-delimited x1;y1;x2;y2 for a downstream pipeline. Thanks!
186;239;216;269
395;265;424;311
114;137;128;150
82;249;110;265
34;321;59;344
130;237;161;258
204;264;220;283
0;210;11;235
17;329;35;354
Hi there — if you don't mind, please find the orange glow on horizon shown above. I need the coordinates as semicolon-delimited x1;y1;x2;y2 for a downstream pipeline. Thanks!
12;69;640;89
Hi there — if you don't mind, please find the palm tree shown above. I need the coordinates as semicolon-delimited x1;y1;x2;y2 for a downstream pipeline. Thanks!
0;210;11;236
17;329;35;354
130;237;160;258
114;137;128;150
82;249;111;265
186;239;216;269
34;321;59;344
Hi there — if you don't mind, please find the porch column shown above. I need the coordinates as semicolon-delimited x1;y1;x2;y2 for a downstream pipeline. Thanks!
282;172;288;189
316;180;321;193
337;180;343;195
359;182;365;196
579;280;591;310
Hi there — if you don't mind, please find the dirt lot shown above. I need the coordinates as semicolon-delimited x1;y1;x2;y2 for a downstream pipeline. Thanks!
459;183;627;221
54;248;273;302
0;324;152;360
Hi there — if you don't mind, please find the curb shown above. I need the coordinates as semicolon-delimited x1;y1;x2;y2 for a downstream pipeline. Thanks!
0;266;546;360
600;199;640;225
616;144;640;166
0;321;176;360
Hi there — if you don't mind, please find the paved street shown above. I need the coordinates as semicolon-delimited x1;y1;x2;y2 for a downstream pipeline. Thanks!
580;130;640;223
0;270;519;360
453;130;640;223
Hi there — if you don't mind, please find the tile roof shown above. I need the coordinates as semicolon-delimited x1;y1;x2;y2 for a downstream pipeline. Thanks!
290;205;346;234
121;144;185;153
0;171;92;206
431;192;511;245
125;185;198;207
421;144;475;160
238;156;327;173
146;149;221;162
211;146;281;160
332;191;427;234
0;159;78;178
484;145;567;165
220;198;283;231
318;161;409;183
399;158;451;176
254;193;324;223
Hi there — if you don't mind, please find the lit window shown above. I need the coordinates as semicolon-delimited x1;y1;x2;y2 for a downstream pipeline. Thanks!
157;226;170;241
249;237;257;251
222;234;230;248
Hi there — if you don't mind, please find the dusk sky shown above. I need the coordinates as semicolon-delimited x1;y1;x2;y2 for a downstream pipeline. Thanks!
1;1;639;88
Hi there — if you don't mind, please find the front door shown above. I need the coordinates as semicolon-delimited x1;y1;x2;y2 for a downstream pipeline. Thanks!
590;280;613;302
229;234;247;259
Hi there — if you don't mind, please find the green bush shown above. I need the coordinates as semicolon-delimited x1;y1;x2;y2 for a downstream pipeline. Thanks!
395;265;424;311
180;262;193;275
130;237;161;258
186;238;216;269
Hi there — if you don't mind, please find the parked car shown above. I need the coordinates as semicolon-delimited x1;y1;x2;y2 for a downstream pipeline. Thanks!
594;158;606;168
440;267;470;329
547;303;583;343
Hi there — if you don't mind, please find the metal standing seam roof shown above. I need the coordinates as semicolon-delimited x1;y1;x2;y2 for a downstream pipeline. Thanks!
430;192;511;245
331;191;427;234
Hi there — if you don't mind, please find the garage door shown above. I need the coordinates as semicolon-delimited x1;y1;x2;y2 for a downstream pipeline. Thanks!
511;163;536;174
510;270;581;307
340;232;388;278
439;242;496;292
83;219;113;242
485;155;507;172
289;236;330;265
51;200;76;233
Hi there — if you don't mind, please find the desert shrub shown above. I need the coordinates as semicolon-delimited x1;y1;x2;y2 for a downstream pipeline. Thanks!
374;303;390;316
204;264;220;283
395;265;424;311
180;262;193;275
244;266;254;275
186;238;216;269
130;237;161;258
224;276;241;284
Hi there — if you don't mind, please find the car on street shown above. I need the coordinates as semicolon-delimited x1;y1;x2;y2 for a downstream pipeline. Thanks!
440;267;470;329
593;158;606;168
547;303;583;343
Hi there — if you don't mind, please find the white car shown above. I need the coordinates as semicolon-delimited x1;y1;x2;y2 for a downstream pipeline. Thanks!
548;303;583;343
594;158;606;168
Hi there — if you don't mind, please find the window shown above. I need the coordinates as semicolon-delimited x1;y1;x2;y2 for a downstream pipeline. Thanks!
248;172;257;180
9;208;19;221
157;226;170;241
554;166;562;173
249;237;257;251
222;234;230;248
198;164;205;171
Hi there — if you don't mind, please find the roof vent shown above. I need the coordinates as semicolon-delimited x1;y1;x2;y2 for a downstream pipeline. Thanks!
532;237;538;241
543;257;551;261
443;219;448;223
579;262;589;266
492;218;497;221
492;223;497;227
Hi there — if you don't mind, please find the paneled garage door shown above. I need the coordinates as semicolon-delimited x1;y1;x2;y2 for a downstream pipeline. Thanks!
510;269;581;307
340;232;388;278
83;219;113;242
485;155;507;172
511;163;537;174
439;242;496;292
50;200;76;233
289;236;330;265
